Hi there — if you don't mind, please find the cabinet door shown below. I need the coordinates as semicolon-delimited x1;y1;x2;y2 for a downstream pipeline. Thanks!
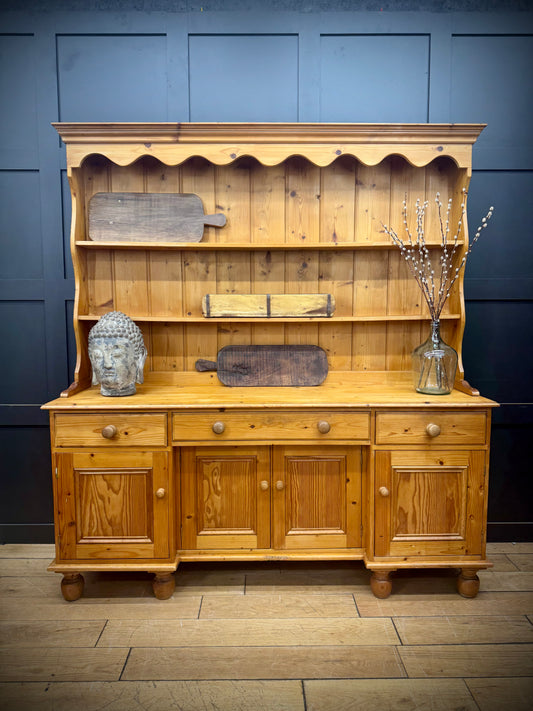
272;446;362;550
56;450;170;560
374;450;487;558
180;446;270;550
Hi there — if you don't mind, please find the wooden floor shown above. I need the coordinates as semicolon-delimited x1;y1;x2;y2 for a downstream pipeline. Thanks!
0;544;532;710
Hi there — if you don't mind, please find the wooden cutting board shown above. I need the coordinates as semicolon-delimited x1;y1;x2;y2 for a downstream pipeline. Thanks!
88;192;226;242
195;345;328;387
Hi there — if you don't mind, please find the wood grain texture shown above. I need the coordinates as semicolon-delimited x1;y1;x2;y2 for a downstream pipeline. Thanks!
196;344;329;387
54;412;167;447
375;411;487;445
122;645;405;680
0;598;204;621
477;570;533;591
97;617;399;647
0;543;56;558
506;554;533;571
304;679;479;711
0;648;128;682
180;447;270;550
44;124;496;606
398;644;533;678
2;544;533;709
89;192;226;242
244;563;371;594
374;449;486;558
272;446;362;550
0;681;306;711
355;590;533;618
394;615;533;645
199;593;359;619
0;621;106;648
59;124;482;388
44;371;497;411
172;410;370;442
466;678;533;711
202;293;335;318
56;450;170;561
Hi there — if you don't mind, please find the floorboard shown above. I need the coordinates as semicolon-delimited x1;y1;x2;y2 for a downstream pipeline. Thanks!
0;543;532;709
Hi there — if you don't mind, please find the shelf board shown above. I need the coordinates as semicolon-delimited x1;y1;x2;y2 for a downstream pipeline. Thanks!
78;313;461;324
75;240;462;251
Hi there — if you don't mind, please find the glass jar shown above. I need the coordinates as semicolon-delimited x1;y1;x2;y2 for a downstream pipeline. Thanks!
412;320;458;395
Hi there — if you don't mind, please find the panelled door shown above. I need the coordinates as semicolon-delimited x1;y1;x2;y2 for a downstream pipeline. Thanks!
374;450;487;558
272;446;362;550
180;446;271;549
180;445;362;552
56;450;170;560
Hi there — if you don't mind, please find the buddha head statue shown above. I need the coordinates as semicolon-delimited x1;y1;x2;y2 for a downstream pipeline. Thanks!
88;311;147;396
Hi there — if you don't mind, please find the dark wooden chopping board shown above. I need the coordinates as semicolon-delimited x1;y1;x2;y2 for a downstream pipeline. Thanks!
195;345;328;387
89;192;226;242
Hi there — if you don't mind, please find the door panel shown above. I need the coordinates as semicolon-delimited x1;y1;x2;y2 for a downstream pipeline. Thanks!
375;450;486;557
57;450;170;560
180;446;270;549
272;446;361;550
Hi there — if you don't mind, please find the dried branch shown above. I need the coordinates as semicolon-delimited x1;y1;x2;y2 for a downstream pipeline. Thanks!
382;190;494;321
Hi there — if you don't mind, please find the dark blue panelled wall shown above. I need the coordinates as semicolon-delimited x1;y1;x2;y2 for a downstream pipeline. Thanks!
1;1;532;542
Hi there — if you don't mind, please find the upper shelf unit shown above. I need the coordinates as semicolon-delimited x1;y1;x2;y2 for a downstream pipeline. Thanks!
55;123;484;395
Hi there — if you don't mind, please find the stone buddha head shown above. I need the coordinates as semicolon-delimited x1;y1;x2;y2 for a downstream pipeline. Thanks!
88;311;147;396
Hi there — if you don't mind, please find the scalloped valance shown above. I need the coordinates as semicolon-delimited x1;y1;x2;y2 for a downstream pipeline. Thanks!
53;122;485;171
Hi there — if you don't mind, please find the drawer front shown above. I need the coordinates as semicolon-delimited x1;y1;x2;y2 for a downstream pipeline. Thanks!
375;411;487;446
54;413;167;447
173;411;370;442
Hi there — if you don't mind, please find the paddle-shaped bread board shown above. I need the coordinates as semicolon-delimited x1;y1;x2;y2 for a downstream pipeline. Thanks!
195;345;328;386
89;192;226;242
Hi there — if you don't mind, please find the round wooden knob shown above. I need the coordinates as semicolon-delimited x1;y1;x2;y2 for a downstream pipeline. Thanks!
260;480;269;491
101;425;118;439
426;423;441;438
212;421;225;434
276;480;285;491
155;488;166;499
317;420;331;434
379;486;390;497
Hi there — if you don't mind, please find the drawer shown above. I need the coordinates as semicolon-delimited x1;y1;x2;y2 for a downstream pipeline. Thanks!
54;413;167;447
173;410;370;442
375;411;487;446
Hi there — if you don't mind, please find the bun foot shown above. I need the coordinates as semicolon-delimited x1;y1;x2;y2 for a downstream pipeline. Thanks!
370;570;394;599
153;573;175;600
61;573;85;601
457;568;480;598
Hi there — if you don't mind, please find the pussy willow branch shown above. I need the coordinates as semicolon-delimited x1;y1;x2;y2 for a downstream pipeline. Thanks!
382;189;494;321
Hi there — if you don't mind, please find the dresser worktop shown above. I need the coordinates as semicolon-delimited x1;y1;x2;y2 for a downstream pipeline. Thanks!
43;371;497;411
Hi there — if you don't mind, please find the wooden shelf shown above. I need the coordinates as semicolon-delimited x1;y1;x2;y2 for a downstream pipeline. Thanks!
76;240;462;251
78;313;461;324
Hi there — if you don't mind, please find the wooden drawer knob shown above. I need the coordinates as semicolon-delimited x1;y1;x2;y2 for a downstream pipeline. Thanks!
426;423;441;438
317;420;331;434
276;480;285;491
379;486;390;497
212;421;225;434
155;488;166;499
260;480;269;491
101;425;118;439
